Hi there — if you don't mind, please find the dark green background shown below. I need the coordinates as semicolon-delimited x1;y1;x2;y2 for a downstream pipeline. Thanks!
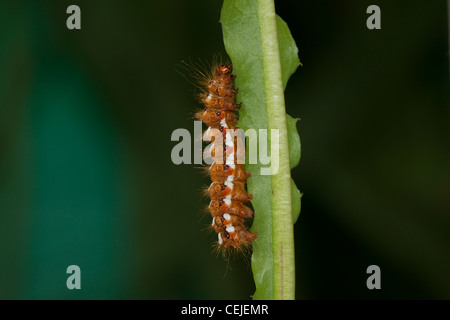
0;0;448;299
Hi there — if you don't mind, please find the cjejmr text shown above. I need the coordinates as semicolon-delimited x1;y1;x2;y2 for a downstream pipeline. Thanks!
181;304;269;317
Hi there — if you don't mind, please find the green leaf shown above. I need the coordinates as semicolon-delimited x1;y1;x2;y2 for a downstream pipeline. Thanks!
291;178;302;224
276;15;301;90
221;0;301;300
286;114;302;224
287;114;301;169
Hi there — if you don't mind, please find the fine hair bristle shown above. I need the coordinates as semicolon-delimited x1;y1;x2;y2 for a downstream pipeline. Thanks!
176;53;230;96
200;184;211;200
212;239;253;264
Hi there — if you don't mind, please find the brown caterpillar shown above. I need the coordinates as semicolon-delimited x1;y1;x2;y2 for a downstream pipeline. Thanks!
195;64;257;249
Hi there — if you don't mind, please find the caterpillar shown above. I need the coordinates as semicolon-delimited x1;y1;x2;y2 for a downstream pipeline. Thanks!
195;63;257;250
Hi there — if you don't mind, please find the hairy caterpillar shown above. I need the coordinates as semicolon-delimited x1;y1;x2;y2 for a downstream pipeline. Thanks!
195;63;257;250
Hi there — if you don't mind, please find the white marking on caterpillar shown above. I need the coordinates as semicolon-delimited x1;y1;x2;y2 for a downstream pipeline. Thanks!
224;180;234;190
223;213;231;220
226;149;236;168
226;161;236;169
226;226;235;233
225;132;234;147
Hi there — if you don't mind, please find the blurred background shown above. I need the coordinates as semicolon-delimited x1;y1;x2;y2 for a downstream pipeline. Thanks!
0;0;448;299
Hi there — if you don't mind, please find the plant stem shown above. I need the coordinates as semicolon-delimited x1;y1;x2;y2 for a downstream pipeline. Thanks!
257;0;296;300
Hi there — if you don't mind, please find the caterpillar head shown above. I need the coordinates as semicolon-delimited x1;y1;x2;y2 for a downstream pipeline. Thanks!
216;64;233;76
